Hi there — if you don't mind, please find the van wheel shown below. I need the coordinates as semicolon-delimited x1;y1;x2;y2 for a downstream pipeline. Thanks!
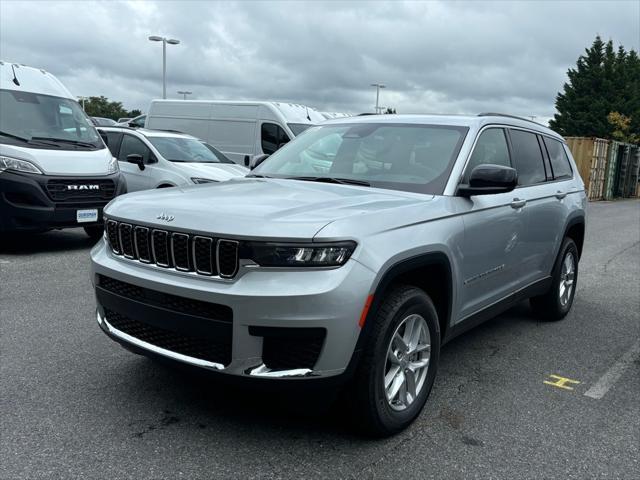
350;285;440;437
530;237;579;321
83;225;104;242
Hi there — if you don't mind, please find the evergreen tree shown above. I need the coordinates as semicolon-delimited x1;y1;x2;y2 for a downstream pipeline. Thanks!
549;36;640;140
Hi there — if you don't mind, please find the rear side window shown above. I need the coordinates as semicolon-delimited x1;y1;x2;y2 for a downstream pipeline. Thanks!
543;137;573;179
261;123;290;155
118;134;152;163
464;128;511;182
104;132;123;157
509;130;546;186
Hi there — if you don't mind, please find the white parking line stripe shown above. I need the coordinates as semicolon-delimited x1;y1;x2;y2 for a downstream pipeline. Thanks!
584;341;640;399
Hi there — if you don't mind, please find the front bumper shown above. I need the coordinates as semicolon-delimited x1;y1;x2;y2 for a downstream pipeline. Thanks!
0;170;125;232
91;240;375;379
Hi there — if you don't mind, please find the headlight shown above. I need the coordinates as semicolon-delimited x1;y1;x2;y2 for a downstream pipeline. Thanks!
244;241;356;267
192;177;218;184
0;156;43;174
107;156;119;174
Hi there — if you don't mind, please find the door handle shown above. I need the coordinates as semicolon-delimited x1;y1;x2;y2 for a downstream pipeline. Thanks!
555;191;567;199
510;198;527;209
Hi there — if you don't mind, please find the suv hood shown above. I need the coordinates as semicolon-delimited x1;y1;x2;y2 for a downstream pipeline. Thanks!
175;162;249;181
0;144;112;176
105;178;432;240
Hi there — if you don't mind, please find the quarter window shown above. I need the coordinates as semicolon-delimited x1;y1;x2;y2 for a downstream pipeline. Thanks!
543;137;573;179
464;128;511;182
509;130;546;186
104;132;123;157
261;123;290;155
118;134;152;163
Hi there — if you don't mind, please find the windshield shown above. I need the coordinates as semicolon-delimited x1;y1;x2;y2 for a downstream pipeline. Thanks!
254;123;468;194
148;136;233;163
0;89;103;150
288;123;314;136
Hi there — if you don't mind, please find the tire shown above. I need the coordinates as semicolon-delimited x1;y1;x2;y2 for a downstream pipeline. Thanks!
530;237;579;321
83;225;104;242
349;285;440;437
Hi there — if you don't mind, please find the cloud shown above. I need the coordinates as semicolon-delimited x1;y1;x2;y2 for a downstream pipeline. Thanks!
1;0;638;122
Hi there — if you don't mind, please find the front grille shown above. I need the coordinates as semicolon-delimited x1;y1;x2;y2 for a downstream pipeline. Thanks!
250;327;326;371
46;179;115;202
105;309;232;366
98;275;233;322
105;219;239;279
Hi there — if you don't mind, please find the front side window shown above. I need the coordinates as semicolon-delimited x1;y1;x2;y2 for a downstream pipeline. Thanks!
253;123;468;194
148;136;231;163
118;135;152;163
261;123;290;155
104;132;123;157
0;89;103;150
288;123;314;136
543;137;573;179
463;128;511;182
509;129;546;186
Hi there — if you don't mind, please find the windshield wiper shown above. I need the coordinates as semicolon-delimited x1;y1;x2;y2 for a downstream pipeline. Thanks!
246;174;272;178
0;130;31;142
31;137;97;148
287;176;370;187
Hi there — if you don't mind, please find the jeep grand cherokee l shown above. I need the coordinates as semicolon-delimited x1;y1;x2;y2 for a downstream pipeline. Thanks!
91;114;586;436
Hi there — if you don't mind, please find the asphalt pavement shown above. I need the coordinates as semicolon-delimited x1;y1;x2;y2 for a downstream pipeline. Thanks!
1;199;638;479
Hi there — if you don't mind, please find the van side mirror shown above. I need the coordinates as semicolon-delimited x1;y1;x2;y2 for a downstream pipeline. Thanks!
244;155;250;167
250;154;270;170
457;164;517;197
126;153;145;171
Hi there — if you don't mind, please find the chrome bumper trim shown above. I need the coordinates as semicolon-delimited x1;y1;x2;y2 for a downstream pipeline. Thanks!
97;310;225;371
246;364;317;378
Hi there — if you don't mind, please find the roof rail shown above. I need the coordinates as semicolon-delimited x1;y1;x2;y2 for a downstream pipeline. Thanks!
477;112;542;125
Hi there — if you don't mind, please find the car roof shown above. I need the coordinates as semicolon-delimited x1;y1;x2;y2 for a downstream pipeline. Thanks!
97;126;197;140
1;61;74;99
321;113;564;142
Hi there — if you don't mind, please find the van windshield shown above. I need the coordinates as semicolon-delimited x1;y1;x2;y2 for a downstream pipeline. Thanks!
148;136;234;163
0;89;103;150
253;123;468;194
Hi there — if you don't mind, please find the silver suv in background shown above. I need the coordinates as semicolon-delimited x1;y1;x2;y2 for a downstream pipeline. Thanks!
98;127;248;191
91;114;586;436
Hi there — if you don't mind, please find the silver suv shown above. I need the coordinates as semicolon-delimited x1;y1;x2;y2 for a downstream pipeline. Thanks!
91;114;586;436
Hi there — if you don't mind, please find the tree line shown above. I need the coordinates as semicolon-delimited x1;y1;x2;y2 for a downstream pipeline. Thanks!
81;96;142;120
550;36;639;143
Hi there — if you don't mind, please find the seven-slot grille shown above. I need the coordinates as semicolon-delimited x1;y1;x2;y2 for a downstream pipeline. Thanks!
105;219;239;278
46;179;116;202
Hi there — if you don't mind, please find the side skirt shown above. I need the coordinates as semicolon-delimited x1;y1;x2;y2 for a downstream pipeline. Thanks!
443;276;552;344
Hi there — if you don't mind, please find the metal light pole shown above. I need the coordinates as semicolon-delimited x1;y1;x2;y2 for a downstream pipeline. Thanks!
77;96;88;110
149;35;180;99
177;90;192;100
370;83;386;114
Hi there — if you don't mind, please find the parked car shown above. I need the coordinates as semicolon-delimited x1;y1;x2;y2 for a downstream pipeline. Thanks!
116;117;131;124
0;61;125;239
97;126;248;192
145;100;326;164
91;114;586;436
117;114;146;128
91;117;118;126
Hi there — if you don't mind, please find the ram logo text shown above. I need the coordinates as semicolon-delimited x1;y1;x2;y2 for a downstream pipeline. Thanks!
67;184;99;190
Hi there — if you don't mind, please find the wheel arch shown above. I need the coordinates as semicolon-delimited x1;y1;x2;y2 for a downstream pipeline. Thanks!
562;214;586;259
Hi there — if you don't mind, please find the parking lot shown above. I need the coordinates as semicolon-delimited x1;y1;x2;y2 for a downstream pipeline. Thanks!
1;199;638;479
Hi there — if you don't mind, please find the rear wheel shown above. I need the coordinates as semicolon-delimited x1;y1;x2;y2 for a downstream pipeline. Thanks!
83;225;104;242
530;237;578;321
349;285;440;437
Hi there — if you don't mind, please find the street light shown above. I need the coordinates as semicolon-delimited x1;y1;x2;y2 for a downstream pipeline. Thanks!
370;83;386;114
148;35;180;99
177;90;192;100
77;96;88;110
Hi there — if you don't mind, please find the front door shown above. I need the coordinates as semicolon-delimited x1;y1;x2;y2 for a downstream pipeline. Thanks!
117;134;156;192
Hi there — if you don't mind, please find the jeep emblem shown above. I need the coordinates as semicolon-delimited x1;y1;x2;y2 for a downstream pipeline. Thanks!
157;213;175;222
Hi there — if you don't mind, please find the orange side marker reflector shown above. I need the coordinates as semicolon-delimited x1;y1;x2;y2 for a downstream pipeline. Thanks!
358;294;374;328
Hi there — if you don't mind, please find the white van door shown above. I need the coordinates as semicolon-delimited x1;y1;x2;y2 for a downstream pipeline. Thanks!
259;122;291;155
117;134;157;192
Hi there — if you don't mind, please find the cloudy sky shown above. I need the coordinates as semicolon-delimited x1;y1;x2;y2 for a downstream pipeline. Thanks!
1;0;638;124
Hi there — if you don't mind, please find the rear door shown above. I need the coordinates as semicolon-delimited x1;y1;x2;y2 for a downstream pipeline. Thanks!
457;127;528;320
507;129;569;284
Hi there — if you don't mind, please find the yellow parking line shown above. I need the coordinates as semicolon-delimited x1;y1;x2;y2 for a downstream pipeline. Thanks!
544;374;581;391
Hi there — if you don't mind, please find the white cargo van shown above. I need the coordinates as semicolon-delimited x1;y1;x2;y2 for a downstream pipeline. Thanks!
145;100;326;164
0;62;125;239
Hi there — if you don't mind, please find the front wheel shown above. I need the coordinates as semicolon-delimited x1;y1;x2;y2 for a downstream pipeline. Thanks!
530;237;579;321
349;285;440;437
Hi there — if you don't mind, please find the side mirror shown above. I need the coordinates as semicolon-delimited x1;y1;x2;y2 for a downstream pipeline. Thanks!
277;142;288;150
250;154;270;170
126;153;145;171
457;164;517;197
244;155;250;167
